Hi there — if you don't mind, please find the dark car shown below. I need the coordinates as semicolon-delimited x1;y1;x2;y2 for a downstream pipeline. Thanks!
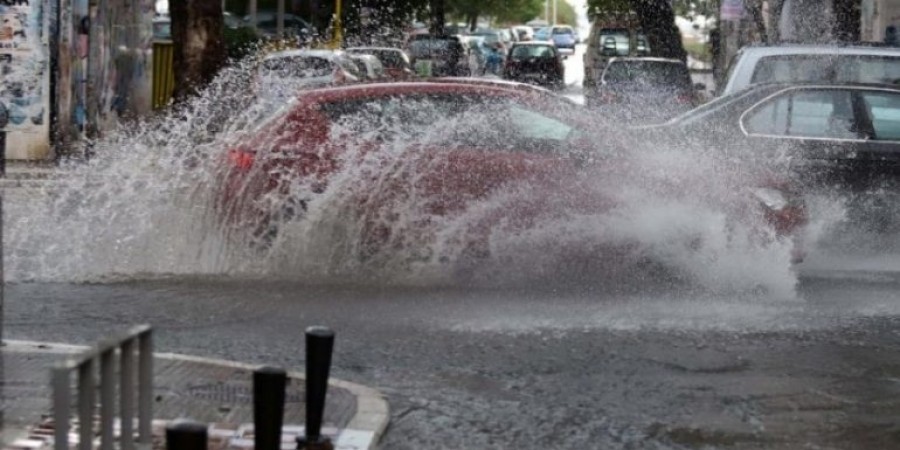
587;57;696;122
503;42;565;89
346;47;414;80
406;35;469;77
642;83;900;232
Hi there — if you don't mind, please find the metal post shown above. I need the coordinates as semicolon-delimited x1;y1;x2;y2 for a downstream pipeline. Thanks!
296;326;335;450
277;0;285;39
120;339;136;450
552;0;557;25
249;0;258;32
53;368;71;450
100;349;115;450
253;367;287;450
138;331;153;447
165;421;207;450
78;359;96;450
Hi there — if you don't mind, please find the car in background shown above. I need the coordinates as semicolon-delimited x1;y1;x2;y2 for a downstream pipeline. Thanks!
583;11;651;88
719;44;900;96
549;25;577;51
257;50;361;96
643;82;900;234
346;47;414;80
242;11;313;39
586;57;696;122
503;42;565;89
348;54;386;81
512;26;535;42
407;35;469;77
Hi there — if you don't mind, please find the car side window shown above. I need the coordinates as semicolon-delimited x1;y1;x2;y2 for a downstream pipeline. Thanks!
860;91;900;141
743;89;860;140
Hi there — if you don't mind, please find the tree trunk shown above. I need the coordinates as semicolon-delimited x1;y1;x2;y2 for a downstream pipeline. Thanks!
746;0;769;43
429;0;445;35
171;0;226;100
631;0;686;61
833;0;861;42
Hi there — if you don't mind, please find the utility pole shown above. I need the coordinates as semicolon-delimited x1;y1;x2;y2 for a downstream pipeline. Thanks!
552;0;557;25
249;0;258;32
277;0;285;38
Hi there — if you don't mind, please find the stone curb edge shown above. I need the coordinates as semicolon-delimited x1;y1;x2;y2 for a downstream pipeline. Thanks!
4;340;390;449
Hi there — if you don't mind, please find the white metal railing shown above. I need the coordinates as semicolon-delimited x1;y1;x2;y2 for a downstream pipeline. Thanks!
52;325;154;450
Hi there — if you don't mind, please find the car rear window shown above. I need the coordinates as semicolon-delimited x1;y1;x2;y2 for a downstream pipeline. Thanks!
603;60;692;87
261;56;332;78
511;45;556;60
751;54;900;85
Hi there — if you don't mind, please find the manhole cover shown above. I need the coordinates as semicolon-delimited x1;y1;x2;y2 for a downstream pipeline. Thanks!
185;383;304;404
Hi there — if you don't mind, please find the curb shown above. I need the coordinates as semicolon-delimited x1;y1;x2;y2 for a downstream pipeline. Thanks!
5;340;389;449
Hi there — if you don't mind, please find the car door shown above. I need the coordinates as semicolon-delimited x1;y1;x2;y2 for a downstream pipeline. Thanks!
740;87;868;189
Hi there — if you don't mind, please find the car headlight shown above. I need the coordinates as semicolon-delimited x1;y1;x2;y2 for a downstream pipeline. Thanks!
752;187;788;211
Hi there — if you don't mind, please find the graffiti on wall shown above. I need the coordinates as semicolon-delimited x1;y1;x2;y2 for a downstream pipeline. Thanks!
0;0;48;132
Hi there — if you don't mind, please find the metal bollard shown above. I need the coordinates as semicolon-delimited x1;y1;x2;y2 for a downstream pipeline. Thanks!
166;420;207;450
296;326;335;450
254;366;287;450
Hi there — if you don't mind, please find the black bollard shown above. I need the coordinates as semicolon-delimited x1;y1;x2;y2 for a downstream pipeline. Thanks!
296;326;335;450
165;420;207;450
254;366;287;450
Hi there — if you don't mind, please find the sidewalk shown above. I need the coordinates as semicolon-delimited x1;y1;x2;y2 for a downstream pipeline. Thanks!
1;341;389;450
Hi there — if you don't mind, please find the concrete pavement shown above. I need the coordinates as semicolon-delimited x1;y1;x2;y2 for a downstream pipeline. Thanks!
1;341;389;450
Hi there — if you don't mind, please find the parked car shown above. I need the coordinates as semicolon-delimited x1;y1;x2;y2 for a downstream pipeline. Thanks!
407;35;469;77
256;50;361;96
346;47;414;80
216;82;806;260
586;57;697;122
348;54;386;81
583;10;651;88
642;82;900;233
549;25;577;51
719;44;900;96
242;11;313;40
152;12;247;41
512;25;535;42
503;42;565;89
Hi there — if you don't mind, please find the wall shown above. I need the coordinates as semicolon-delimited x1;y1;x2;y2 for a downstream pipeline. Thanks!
0;0;52;160
861;0;900;43
0;0;153;160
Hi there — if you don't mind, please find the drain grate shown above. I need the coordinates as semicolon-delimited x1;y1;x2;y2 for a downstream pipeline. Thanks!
185;383;304;404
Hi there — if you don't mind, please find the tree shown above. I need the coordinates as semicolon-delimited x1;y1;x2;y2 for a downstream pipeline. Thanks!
556;0;578;27
171;0;227;100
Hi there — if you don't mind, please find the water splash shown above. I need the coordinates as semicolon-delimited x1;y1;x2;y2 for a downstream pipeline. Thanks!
6;65;809;297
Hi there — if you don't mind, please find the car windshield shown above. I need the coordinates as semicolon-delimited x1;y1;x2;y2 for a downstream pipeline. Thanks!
751;54;900;85
598;28;630;56
351;50;407;69
552;27;572;35
511;45;555;60
603;60;691;86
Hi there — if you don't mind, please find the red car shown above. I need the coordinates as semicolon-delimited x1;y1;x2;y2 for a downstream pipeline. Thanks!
216;81;806;263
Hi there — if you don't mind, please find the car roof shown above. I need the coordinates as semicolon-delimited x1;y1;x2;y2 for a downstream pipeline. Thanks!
346;47;404;53
294;81;551;105
737;44;900;57
747;81;900;91
512;41;556;46
608;57;685;64
263;49;343;60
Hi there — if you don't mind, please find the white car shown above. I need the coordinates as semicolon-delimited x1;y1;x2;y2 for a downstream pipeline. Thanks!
347;54;386;81
720;44;900;96
257;49;362;96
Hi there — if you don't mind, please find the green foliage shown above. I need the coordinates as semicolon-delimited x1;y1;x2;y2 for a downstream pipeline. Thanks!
556;0;578;26
223;26;260;61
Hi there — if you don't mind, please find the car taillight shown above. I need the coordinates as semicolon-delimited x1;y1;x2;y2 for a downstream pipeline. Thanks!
676;94;693;104
228;149;255;170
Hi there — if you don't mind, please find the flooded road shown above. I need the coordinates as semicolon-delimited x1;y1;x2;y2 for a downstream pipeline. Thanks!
6;272;900;449
5;47;900;448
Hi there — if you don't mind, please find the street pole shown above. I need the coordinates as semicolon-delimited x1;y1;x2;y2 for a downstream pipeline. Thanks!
329;0;342;49
277;0;285;39
0;102;6;345
249;0;258;32
545;0;550;23
552;0;557;25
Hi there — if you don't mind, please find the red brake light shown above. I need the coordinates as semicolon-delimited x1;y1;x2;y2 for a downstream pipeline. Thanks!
228;149;255;170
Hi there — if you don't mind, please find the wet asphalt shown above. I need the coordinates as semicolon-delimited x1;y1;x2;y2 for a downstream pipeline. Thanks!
6;274;900;449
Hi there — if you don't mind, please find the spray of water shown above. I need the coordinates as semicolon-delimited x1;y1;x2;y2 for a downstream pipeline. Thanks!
6;63;817;297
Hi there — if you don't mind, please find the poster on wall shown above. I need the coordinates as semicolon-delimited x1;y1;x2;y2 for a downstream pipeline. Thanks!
0;0;50;159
